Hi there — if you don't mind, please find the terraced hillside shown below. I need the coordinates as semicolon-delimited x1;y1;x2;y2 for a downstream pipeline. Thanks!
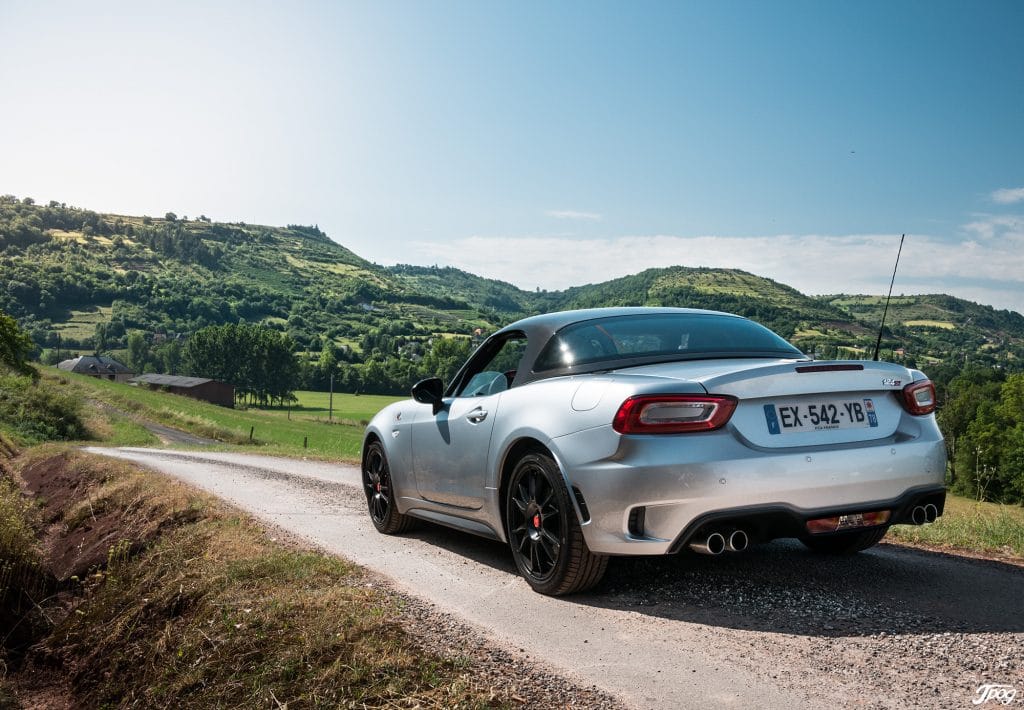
823;294;1024;366
0;198;497;354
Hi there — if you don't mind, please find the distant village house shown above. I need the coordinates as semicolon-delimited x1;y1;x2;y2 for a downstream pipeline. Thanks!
57;355;134;382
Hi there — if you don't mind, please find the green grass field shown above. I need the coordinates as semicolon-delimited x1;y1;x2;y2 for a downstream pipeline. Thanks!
903;320;956;329
58;371;400;461
263;390;402;425
53;305;113;341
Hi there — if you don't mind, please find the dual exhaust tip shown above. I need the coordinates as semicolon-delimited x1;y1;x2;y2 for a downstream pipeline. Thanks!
911;503;939;525
689;528;748;556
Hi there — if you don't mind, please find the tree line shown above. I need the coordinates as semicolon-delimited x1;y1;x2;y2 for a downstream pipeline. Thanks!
123;321;475;400
939;366;1024;504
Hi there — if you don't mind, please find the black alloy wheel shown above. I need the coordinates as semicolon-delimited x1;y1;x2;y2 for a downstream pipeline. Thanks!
506;451;607;595
362;440;414;534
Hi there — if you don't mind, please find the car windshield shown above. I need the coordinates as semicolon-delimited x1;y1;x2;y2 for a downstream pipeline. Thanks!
534;313;804;371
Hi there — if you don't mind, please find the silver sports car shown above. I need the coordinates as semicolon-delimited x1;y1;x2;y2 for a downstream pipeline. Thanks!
362;307;946;595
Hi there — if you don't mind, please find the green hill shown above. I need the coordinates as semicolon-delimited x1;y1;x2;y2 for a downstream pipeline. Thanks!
0;197;496;356
822;293;1024;367
387;262;1024;368
388;264;558;318
2;195;1023;387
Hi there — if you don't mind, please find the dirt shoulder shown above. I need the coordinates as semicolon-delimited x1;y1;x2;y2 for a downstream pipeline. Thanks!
0;448;618;709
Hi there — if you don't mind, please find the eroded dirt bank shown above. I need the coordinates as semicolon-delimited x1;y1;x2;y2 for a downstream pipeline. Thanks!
0;449;618;709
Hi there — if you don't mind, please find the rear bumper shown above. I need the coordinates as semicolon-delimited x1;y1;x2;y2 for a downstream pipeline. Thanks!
553;422;947;556
665;484;946;553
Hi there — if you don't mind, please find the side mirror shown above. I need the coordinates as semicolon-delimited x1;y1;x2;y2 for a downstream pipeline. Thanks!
411;377;445;415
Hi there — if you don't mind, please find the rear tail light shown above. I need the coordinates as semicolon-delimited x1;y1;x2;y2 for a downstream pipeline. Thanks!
806;510;891;534
612;395;737;434
900;379;936;415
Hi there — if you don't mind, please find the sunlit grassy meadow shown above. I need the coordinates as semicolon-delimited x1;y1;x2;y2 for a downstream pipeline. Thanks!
57;370;401;461
263;390;403;425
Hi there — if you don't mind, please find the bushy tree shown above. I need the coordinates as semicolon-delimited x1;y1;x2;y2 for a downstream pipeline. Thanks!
0;311;36;379
945;372;1024;503
182;323;299;405
938;366;1005;488
154;339;182;374
126;331;151;372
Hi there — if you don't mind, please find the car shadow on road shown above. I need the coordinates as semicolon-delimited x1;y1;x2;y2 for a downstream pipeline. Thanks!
582;540;1024;638
403;522;1024;638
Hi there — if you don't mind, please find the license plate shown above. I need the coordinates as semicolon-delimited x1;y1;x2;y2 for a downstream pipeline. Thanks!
764;398;878;435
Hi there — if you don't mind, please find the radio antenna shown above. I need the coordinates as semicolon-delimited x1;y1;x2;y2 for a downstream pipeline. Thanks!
873;233;905;361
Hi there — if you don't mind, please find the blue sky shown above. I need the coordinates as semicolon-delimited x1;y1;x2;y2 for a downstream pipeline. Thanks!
2;1;1023;313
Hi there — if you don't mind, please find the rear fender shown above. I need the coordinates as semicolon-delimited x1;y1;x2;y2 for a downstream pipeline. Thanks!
494;432;592;539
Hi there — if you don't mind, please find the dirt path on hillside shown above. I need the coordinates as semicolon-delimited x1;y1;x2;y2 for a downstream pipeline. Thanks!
84;447;1024;709
89;400;219;445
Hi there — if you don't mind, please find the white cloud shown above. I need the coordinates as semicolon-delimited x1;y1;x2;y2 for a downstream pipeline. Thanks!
963;214;1024;240
544;209;603;221
991;187;1024;204
409;221;1024;315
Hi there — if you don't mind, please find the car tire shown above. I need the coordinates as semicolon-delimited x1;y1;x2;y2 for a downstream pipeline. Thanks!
505;452;607;595
362;440;415;535
800;526;888;554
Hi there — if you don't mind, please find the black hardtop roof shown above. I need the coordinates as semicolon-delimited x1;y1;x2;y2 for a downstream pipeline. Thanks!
442;307;756;392
497;306;737;340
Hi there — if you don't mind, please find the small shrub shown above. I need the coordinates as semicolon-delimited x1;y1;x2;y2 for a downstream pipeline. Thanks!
0;373;87;444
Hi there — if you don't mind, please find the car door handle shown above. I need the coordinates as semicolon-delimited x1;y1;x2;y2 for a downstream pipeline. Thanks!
466;408;488;423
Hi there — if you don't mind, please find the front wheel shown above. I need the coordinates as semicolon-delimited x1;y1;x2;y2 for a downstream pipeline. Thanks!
505;452;607;595
800;526;888;554
362;440;415;534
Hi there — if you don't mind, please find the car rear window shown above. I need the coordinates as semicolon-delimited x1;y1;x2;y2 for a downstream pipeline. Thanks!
534;313;803;371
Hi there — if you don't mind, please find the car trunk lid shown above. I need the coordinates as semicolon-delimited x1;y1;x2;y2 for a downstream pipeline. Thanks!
613;358;915;447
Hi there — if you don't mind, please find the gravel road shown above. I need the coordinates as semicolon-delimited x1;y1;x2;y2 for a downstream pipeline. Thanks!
84;447;1024;709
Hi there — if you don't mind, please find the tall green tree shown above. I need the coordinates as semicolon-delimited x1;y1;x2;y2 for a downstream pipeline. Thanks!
0;311;36;378
126;331;151;373
947;372;1024;503
938;366;1005;488
154;339;182;374
182;323;299;405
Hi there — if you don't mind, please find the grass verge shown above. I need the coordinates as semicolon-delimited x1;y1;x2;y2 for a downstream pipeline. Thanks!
888;494;1024;559
0;457;46;663
3;448;531;708
80;401;161;447
55;370;375;461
